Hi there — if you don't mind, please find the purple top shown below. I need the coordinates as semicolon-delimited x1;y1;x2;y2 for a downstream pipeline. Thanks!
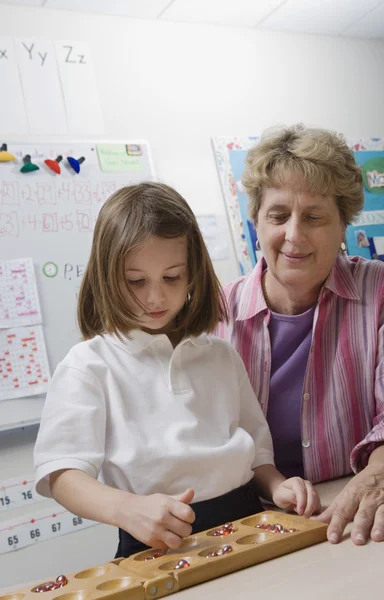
266;306;315;479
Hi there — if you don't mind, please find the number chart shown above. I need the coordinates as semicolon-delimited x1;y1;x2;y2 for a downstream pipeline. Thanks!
0;473;44;512
0;326;50;400
0;503;95;555
0;257;42;328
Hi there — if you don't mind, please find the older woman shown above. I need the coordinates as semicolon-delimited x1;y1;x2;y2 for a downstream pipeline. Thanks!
216;125;384;545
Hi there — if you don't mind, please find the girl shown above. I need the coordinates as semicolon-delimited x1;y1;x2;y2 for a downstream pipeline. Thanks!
34;182;320;558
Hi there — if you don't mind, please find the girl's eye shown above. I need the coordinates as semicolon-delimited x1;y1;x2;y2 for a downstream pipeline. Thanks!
128;279;145;286
164;276;180;282
307;216;321;222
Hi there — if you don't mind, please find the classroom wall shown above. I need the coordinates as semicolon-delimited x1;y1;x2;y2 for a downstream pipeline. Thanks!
1;2;384;588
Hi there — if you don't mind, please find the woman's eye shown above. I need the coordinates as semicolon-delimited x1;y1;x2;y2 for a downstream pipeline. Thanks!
269;214;287;221
128;279;145;286
164;276;180;282
307;215;321;222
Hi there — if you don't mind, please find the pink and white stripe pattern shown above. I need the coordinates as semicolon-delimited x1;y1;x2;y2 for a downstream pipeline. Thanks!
215;254;384;483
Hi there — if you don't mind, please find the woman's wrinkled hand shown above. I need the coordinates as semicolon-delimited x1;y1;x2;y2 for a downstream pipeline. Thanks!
312;465;384;544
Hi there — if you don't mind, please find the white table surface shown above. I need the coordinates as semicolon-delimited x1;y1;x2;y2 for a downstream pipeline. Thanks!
1;476;381;599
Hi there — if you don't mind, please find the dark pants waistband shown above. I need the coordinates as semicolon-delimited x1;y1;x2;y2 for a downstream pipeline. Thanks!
115;479;263;558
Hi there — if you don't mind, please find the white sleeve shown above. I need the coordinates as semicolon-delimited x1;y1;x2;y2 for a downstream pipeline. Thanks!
34;364;106;498
231;348;275;469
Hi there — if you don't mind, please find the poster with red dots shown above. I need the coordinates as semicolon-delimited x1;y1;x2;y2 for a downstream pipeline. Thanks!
0;325;50;400
0;257;42;328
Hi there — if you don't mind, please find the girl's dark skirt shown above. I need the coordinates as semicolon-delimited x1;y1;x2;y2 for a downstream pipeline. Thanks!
115;479;263;558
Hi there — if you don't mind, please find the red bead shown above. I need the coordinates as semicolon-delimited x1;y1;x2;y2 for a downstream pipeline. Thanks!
222;545;233;553
175;559;190;569
42;582;55;591
33;585;45;593
55;575;68;585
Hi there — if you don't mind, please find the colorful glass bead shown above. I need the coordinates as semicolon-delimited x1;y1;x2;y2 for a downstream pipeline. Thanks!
222;544;233;553
175;558;190;570
42;582;56;591
255;522;298;534
212;521;234;536
55;575;68;585
144;550;165;561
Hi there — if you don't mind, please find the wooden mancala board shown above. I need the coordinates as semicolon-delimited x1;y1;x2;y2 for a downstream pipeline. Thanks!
1;511;328;600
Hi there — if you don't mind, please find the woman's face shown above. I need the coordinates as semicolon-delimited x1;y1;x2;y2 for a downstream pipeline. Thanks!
256;179;345;292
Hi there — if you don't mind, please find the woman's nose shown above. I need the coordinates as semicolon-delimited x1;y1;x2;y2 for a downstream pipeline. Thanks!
285;217;306;245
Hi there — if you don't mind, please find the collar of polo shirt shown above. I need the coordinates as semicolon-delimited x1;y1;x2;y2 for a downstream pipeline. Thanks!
107;329;212;354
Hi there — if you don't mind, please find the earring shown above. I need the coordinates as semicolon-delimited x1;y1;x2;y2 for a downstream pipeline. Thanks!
256;239;261;251
340;241;347;252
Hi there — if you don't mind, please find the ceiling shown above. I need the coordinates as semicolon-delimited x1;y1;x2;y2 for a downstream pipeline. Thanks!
1;0;384;39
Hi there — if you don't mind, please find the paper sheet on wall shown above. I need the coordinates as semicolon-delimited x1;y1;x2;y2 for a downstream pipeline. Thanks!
0;325;50;401
97;144;146;173
55;41;104;134
15;38;68;135
0;258;42;328
0;36;28;134
196;215;229;260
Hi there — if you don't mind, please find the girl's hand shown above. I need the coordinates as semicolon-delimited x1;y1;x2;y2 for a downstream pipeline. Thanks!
272;477;321;518
117;488;196;549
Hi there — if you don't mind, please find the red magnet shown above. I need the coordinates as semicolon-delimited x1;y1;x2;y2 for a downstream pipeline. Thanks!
44;155;62;174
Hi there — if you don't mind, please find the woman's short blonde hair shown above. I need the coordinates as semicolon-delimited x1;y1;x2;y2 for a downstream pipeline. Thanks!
243;124;364;225
78;182;228;340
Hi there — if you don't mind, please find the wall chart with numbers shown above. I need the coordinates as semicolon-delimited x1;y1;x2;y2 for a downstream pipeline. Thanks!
212;136;384;276
0;141;155;430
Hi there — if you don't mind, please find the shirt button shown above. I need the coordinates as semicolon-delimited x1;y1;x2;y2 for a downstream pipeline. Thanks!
303;392;310;401
302;440;310;448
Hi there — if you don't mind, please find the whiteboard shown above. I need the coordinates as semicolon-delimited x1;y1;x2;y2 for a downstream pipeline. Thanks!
0;141;155;431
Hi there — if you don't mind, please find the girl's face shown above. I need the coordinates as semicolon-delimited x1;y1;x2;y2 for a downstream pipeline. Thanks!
123;235;189;336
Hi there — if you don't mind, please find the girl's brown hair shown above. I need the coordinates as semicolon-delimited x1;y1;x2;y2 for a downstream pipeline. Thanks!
78;182;228;339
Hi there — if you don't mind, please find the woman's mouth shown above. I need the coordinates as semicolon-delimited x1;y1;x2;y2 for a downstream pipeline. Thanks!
282;252;311;263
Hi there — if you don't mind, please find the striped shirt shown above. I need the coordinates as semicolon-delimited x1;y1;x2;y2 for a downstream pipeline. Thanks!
215;253;384;484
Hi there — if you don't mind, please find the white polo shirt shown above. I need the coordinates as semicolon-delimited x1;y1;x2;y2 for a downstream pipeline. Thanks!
34;330;274;502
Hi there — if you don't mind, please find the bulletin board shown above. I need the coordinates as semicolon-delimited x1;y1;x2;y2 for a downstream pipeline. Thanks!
212;136;384;276
0;141;155;431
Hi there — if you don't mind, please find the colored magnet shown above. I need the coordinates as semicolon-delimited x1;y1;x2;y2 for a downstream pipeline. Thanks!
44;155;62;174
20;154;39;173
67;156;85;173
0;143;16;162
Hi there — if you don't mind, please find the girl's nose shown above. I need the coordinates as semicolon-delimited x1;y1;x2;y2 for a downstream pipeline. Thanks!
146;283;165;305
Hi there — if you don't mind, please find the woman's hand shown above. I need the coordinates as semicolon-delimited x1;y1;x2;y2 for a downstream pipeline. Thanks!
117;488;196;550
272;477;321;518
312;465;384;544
